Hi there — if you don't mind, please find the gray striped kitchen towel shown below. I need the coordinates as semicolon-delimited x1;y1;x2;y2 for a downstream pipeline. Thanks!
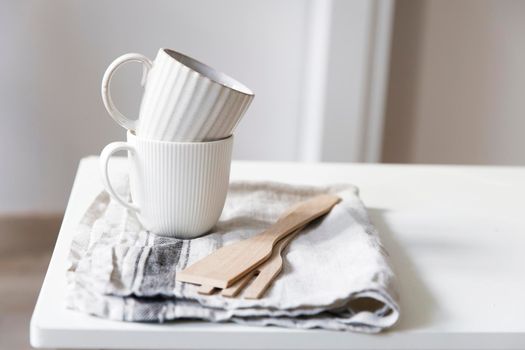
65;177;400;332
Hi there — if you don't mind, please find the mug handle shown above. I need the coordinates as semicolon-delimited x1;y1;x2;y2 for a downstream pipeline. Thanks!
101;53;153;131
99;141;141;213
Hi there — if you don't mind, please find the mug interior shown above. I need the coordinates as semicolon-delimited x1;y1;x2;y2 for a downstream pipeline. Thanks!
163;49;253;96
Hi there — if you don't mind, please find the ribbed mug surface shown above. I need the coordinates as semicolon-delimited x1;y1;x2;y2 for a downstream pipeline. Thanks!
137;49;254;142
102;49;254;142
127;132;233;238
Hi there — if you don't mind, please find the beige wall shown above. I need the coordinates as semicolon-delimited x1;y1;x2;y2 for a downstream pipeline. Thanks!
383;0;525;165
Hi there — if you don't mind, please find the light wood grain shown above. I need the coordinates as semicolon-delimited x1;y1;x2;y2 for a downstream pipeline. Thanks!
221;228;300;299
177;194;340;289
243;228;299;299
200;222;306;297
220;270;256;298
197;284;217;295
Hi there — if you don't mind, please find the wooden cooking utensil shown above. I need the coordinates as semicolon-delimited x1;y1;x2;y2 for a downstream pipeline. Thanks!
197;284;217;295
197;224;305;297
223;227;300;299
177;194;341;289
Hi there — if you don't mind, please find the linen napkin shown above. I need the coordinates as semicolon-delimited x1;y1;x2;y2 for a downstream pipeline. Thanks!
66;177;400;332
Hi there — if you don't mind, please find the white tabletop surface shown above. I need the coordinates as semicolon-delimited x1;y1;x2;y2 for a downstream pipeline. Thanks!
30;157;525;349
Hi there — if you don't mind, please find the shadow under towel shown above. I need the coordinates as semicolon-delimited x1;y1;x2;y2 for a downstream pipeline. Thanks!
66;179;400;332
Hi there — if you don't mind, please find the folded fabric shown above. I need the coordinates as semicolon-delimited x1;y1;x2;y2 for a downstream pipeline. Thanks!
66;178;400;332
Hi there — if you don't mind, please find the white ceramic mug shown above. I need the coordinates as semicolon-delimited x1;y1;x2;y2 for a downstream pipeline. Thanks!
101;48;254;142
99;131;233;238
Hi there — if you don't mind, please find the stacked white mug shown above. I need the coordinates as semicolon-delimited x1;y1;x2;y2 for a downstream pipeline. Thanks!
99;48;254;238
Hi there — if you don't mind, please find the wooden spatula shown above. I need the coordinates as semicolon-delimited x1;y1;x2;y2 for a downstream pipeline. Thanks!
197;224;305;296
177;194;340;289
222;227;301;298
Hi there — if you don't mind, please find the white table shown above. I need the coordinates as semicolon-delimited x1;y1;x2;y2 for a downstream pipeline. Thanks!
30;157;525;349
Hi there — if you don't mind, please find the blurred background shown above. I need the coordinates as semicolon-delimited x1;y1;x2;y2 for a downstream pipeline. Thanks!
0;0;524;348
1;0;525;214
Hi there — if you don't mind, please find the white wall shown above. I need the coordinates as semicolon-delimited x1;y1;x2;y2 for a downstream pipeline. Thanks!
383;0;525;165
0;0;390;213
0;0;307;212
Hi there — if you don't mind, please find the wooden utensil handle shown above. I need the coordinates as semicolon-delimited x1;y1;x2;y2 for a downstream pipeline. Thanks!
243;228;302;299
260;194;340;245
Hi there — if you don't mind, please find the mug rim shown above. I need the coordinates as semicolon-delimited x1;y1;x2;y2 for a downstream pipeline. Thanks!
161;48;254;97
128;130;233;145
